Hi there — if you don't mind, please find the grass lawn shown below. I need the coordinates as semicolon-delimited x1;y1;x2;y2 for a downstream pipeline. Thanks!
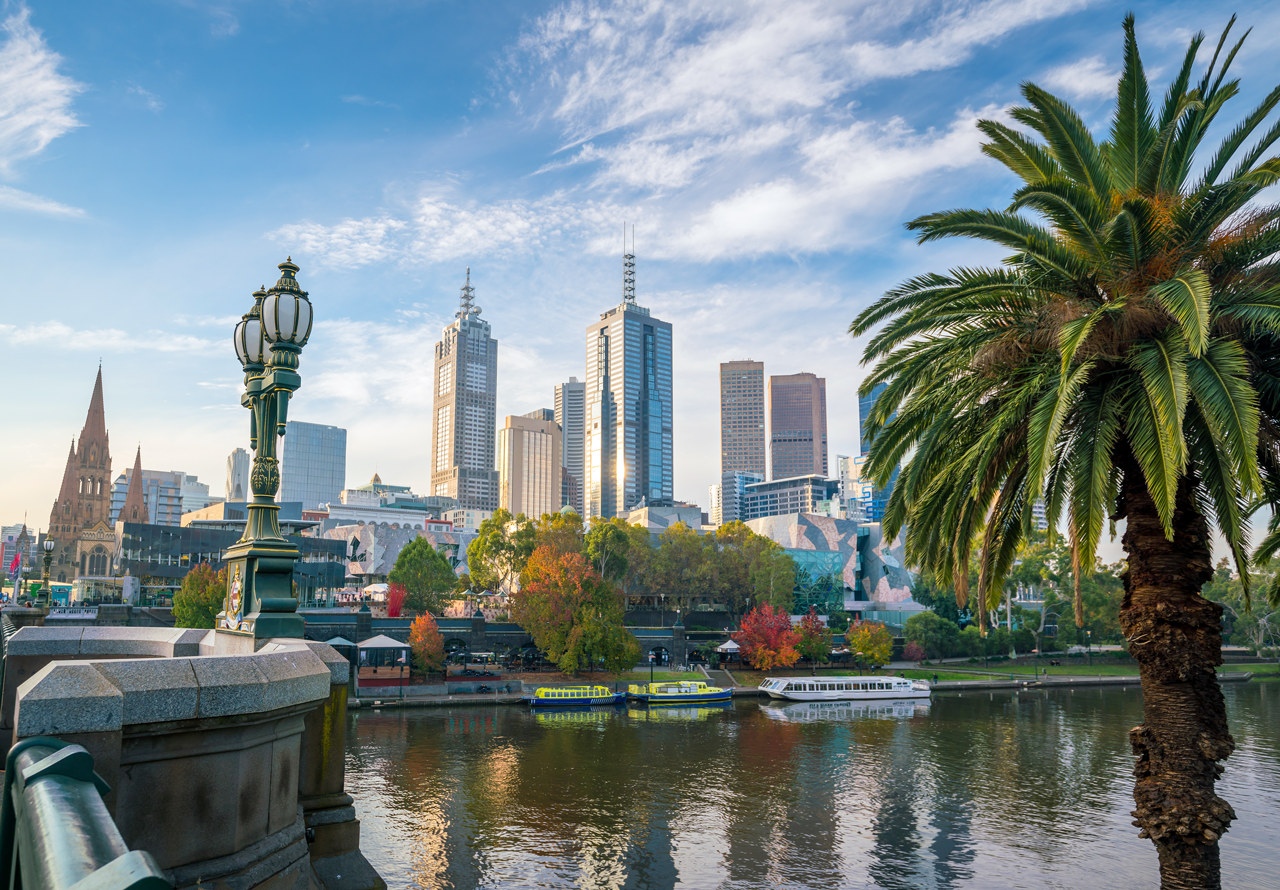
938;662;1142;676
899;669;1000;682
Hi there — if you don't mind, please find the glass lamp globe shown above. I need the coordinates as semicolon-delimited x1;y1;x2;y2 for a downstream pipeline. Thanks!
233;314;266;369
43;538;54;553
262;258;314;347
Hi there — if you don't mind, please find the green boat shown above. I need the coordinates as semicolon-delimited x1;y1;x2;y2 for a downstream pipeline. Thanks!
626;680;732;705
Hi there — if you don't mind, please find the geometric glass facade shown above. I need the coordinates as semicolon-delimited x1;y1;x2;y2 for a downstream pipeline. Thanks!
857;382;897;521
280;421;348;511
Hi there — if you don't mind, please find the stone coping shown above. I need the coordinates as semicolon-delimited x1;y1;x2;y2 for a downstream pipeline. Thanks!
6;625;210;658
14;642;335;738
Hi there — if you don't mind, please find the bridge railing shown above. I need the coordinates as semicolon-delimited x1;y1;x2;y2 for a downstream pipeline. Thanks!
0;738;170;890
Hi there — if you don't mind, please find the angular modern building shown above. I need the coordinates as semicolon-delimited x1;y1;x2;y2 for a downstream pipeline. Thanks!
431;269;500;512
496;411;562;519
225;447;250;501
768;372;827;480
279;421;347;512
584;246;673;517
554;377;586;513
720;360;766;476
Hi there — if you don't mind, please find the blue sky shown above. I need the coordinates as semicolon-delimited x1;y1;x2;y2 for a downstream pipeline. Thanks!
3;0;1280;549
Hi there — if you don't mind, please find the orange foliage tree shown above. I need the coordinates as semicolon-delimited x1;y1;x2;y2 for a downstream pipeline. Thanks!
734;603;800;670
409;613;445;676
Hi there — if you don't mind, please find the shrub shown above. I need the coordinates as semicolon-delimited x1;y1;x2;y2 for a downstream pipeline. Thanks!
903;641;926;662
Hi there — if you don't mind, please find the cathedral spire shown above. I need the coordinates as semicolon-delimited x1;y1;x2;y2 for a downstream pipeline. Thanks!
80;365;108;445
120;446;147;524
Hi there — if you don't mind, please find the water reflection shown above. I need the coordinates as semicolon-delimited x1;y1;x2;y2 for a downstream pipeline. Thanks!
347;684;1280;890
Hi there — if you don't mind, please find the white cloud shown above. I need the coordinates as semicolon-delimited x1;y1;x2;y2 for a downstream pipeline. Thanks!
129;84;165;112
341;95;399;110
0;183;84;217
1040;55;1120;100
0;321;219;354
0;8;84;175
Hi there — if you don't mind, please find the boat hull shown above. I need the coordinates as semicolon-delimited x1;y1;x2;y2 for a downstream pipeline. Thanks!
769;689;930;701
629;689;733;705
759;676;931;702
527;692;626;707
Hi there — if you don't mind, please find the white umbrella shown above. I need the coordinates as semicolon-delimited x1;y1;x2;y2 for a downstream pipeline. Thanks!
716;640;741;653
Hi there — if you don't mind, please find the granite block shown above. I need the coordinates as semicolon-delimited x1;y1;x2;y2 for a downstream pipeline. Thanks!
192;656;269;718
170;628;209;657
254;650;330;712
94;657;200;725
80;626;176;657
300;642;350;687
15;662;123;737
6;625;84;656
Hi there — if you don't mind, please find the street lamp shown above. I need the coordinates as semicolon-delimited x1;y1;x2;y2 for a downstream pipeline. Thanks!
38;537;54;609
217;258;313;641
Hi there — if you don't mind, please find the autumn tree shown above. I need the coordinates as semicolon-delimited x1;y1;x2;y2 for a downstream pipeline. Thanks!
409;613;445;676
510;545;639;675
174;563;226;629
847;620;894;667
795;606;833;672
733;603;800;671
534;510;585;557
704;522;796;618
388;537;455;615
467;509;537;594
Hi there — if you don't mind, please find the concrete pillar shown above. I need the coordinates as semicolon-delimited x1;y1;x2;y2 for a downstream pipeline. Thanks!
470;612;486;652
673;622;687;665
355;608;372;643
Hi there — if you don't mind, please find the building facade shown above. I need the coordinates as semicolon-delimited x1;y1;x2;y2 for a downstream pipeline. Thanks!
431;270;500;512
109;459;185;527
554;378;586;513
743;474;840;521
584;249;673;518
226;447;250;501
497;412;562;519
720;360;766;477
317;473;457;531
719;470;764;525
47;368;116;585
279;421;347;512
768;372;827;480
856;382;898;521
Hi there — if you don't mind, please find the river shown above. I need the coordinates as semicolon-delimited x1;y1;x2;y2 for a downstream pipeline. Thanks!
345;682;1279;889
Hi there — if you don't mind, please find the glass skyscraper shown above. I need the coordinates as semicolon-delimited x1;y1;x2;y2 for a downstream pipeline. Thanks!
857;382;896;521
280;421;347;511
584;245;673;518
554;377;586;514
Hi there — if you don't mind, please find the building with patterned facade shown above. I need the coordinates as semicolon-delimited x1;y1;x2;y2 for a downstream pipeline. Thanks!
584;246;673;518
431;269;500;512
720;360;765;476
46;368;116;584
768;372;827;480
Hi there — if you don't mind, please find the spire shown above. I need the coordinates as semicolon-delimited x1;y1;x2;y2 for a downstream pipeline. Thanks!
50;440;79;529
456;267;479;319
121;446;147;524
623;223;636;303
80;365;107;444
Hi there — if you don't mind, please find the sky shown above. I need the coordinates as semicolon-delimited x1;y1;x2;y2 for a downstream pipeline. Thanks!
3;0;1280;556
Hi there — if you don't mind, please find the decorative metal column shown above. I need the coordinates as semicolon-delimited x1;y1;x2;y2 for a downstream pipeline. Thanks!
38;538;54;609
218;258;314;641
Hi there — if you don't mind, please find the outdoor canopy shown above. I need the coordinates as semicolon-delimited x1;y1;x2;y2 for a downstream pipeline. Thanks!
715;640;740;653
357;634;410;667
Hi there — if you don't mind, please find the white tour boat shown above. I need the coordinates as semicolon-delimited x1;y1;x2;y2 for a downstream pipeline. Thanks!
758;675;930;701
760;699;930;722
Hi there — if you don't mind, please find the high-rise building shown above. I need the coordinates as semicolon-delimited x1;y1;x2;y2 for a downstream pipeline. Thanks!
178;473;219;512
708;483;723;526
744;474;840;521
496;412;562;519
584;238;673;517
226;447;250;501
768;372;828;480
859;381;891;456
431;269;500;512
109;453;183;527
856;382;898;520
720;360;765;476
554;377;586;513
47;367;115;583
719;469;764;525
279;421;347;511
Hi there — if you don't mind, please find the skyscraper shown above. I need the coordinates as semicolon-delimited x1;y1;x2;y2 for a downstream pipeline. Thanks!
555;377;586;514
584;234;673;518
859;381;890;455
857;381;898;522
720;360;765;476
226;447;250;501
431;269;500;512
280;421;347;511
768;372;827;480
109;460;183;526
496;412;562;519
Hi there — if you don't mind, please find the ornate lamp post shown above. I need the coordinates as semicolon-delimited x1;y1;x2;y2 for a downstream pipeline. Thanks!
38;537;54;609
218;258;313;641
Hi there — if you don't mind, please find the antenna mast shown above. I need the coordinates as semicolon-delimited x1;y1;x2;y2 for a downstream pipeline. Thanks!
458;267;478;319
623;223;636;303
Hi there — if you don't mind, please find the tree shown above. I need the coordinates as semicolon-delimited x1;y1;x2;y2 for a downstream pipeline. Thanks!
708;521;797;618
584;517;631;582
388;537;455;615
847;620;894;667
510;545;639;675
535;510;585;557
795;606;833;671
468;509;537;594
902;641;926;663
650;522;711;614
1206;560;1280;654
903;611;959;661
174;563;225;629
734;603;800;671
409;613;445;676
848;17;1280;886
387;582;406;618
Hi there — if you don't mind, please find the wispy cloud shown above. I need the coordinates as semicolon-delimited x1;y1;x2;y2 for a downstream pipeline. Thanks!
0;7;84;175
1041;55;1121;100
128;84;165;112
0;183;84;217
341;94;399;110
0;321;219;354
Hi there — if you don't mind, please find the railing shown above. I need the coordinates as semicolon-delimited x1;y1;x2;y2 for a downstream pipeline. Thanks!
0;738;170;890
0;615;14;704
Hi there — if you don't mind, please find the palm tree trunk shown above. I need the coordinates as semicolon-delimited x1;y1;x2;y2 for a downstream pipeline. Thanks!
1118;459;1235;890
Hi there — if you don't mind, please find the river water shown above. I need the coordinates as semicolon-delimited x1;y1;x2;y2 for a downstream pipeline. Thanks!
346;683;1279;889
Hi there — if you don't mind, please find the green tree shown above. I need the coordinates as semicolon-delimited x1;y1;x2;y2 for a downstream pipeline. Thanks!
903;611;959;661
650;522;711;614
795;606;833;671
847;620;894;667
534;510;586;557
584;516;631;582
388;537;456;615
849;17;1280;885
174;563;226;629
468;509;537;594
707;521;797;618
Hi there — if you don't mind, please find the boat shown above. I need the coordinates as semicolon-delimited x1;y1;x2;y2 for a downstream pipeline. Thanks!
758;675;930;701
760;699;930;722
627;680;732;705
527;686;626;707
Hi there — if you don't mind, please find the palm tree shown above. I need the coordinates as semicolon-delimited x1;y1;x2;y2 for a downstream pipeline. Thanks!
850;16;1280;890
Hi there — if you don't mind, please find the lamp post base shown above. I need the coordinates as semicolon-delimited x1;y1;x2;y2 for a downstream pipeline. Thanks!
217;539;306;642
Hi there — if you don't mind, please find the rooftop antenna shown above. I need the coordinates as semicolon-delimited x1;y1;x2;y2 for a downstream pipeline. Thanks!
457;267;479;319
623;222;636;303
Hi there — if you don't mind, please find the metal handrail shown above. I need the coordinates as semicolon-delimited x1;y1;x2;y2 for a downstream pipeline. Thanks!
0;737;170;890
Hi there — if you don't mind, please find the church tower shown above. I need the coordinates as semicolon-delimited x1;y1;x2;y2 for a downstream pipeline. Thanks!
47;367;114;583
120;447;148;524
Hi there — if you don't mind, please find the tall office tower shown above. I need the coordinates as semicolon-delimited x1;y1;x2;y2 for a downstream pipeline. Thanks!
859;381;891;455
768;372;828;480
226;448;250;500
279;421;347;511
708;483;724;526
719;360;766;476
857;381;898;521
584;235;673;518
554;377;586;513
496;413;562;519
431;269;500;512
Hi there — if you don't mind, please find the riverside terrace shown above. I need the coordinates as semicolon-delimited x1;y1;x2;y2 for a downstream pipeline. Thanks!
0;609;385;890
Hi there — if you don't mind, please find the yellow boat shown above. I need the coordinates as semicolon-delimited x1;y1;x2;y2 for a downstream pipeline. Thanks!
626;680;732;705
526;686;626;707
